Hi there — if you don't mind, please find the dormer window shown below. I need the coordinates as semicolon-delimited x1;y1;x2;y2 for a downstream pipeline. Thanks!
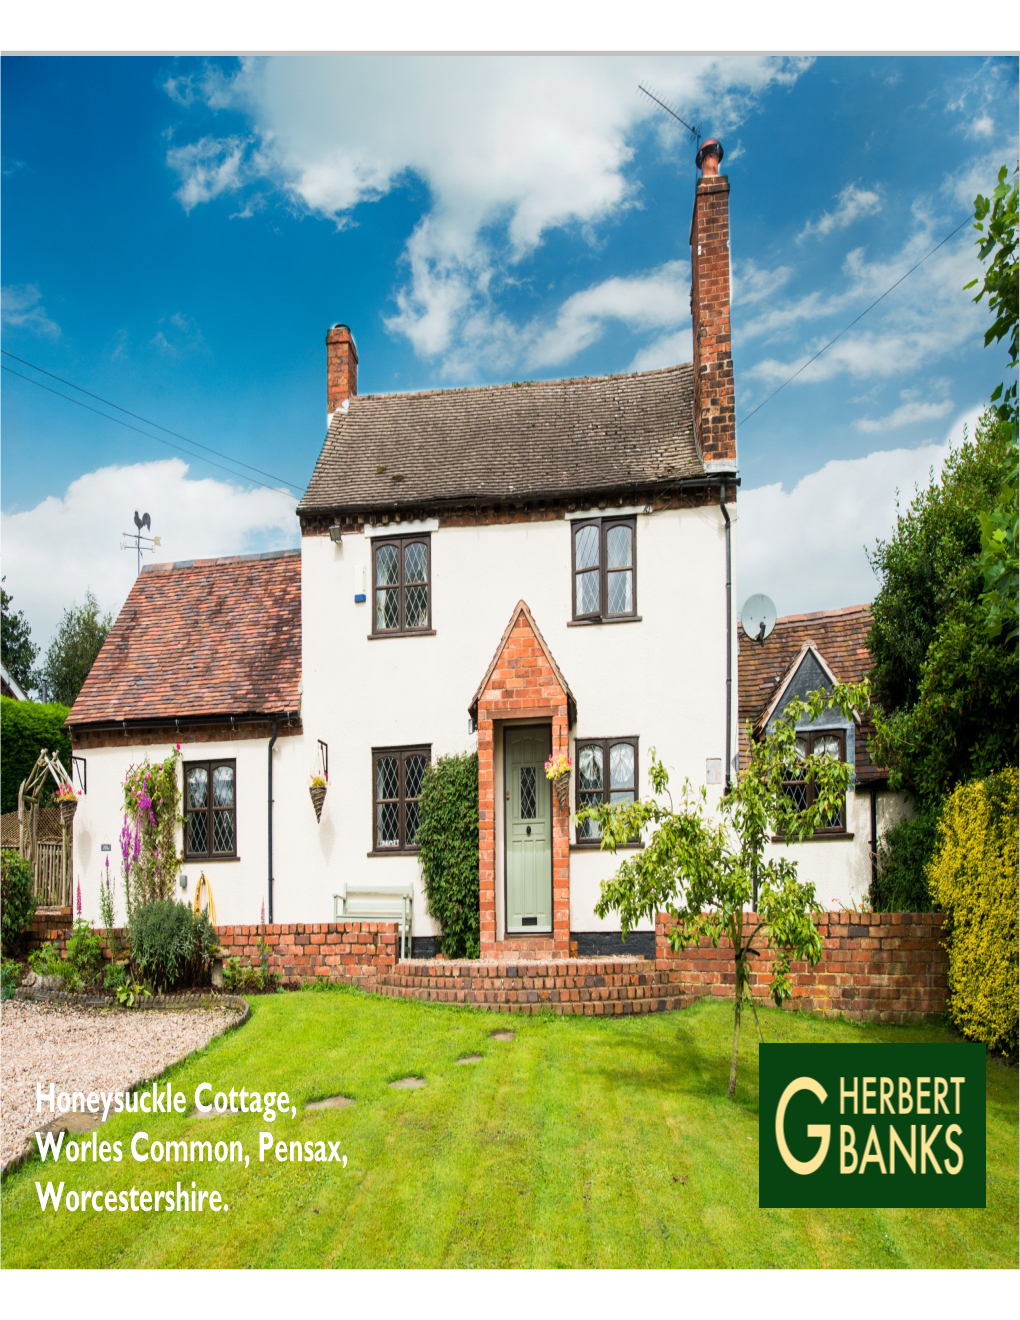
571;518;637;622
781;730;846;832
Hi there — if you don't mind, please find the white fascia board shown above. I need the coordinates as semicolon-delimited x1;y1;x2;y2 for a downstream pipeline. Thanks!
364;518;440;538
565;504;653;520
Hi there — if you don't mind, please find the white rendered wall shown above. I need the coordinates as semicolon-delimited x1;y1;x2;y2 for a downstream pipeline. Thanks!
760;787;912;912
72;733;311;929
299;501;735;938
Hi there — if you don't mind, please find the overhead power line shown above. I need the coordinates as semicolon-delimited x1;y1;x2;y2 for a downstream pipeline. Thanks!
738;211;976;428
0;349;304;493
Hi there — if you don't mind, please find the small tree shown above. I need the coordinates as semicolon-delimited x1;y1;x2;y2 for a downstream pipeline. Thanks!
1;580;40;693
42;590;111;707
584;683;867;1097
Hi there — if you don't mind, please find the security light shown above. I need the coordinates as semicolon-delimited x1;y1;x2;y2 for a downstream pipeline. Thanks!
329;524;343;543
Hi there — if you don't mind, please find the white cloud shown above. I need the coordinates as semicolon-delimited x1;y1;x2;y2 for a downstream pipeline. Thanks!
798;183;882;241
1;284;60;338
854;390;954;433
0;459;297;652
166;135;249;211
737;408;981;617
164;55;809;371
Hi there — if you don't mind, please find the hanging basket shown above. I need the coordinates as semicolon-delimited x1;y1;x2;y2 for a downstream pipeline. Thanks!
310;783;327;823
553;772;570;808
58;798;78;828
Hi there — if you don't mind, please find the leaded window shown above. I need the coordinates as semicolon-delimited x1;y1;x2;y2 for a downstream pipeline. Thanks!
372;535;431;635
372;746;430;852
574;738;639;843
571;518;637;621
780;729;846;832
184;760;237;859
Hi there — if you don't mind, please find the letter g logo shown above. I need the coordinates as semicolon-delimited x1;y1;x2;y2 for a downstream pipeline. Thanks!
775;1076;831;1175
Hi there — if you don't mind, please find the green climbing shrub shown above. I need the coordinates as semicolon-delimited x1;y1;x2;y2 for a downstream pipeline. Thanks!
871;808;938;912
416;752;480;959
1;848;36;954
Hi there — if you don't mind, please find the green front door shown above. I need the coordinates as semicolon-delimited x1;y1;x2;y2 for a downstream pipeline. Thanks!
505;726;553;934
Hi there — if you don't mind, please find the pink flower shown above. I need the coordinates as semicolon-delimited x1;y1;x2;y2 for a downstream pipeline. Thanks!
260;899;265;926
76;880;82;916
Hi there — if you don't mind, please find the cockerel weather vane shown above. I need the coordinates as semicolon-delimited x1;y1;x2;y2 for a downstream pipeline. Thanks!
121;510;161;576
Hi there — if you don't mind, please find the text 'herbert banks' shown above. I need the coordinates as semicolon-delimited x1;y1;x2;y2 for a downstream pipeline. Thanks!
32;1079;347;1216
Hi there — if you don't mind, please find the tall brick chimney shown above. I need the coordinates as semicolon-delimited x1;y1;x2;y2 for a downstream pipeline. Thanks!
326;323;358;425
690;140;736;471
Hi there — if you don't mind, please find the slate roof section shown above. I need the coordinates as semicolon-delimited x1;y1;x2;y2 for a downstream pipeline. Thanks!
66;551;301;728
298;365;702;516
737;604;884;782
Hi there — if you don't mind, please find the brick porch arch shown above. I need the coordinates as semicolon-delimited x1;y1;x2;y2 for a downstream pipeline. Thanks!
469;601;576;958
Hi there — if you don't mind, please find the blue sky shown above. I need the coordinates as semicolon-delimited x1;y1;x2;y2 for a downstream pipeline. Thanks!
2;54;1017;647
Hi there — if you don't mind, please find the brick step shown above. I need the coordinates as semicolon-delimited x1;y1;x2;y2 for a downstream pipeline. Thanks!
376;981;692;1016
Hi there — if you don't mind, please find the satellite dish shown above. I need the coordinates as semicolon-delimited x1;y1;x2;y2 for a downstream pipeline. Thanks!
741;593;777;646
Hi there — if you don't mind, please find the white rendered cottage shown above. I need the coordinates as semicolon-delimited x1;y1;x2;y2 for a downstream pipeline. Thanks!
70;141;749;951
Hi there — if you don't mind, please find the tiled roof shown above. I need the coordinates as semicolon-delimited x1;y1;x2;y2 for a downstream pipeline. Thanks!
737;604;884;781
66;551;301;727
298;364;701;515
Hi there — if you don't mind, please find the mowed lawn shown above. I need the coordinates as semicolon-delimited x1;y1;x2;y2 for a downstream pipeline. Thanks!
1;991;1016;1269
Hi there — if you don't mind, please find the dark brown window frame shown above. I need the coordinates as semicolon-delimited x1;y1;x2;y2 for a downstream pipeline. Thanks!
371;534;432;637
780;728;848;835
370;744;431;855
573;736;640;846
571;517;638;623
183;758;238;860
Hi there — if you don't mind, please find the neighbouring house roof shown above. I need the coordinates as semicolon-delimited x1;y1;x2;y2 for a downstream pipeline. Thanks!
1;661;28;701
737;604;884;783
66;550;302;729
470;600;577;727
298;365;703;517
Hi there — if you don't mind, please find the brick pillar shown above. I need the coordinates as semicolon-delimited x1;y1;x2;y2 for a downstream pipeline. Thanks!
478;715;497;954
550;705;571;956
689;141;735;470
326;324;358;418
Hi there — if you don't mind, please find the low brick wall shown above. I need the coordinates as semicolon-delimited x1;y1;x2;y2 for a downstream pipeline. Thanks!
656;911;947;1023
216;922;399;987
24;907;73;954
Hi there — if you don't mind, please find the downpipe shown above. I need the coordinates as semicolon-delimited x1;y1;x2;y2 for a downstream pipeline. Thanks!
719;480;732;795
268;718;278;924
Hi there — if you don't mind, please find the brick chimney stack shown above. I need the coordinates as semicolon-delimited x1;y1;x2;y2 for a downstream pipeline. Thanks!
690;139;736;471
326;323;358;424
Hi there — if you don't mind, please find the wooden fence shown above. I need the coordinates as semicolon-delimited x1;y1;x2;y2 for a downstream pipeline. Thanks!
35;842;71;909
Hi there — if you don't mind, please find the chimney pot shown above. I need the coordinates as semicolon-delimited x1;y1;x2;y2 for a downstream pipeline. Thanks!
696;138;724;177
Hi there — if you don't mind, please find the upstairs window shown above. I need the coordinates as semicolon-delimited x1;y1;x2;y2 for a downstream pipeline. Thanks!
373;535;431;636
372;746;430;853
780;730;846;832
572;518;636;621
184;760;237;859
575;737;639;843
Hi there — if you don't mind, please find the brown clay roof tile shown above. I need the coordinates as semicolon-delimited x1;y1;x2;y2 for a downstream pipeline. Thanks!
298;364;701;515
66;551;301;727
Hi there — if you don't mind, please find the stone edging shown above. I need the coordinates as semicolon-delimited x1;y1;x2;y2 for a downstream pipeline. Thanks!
1;995;250;1181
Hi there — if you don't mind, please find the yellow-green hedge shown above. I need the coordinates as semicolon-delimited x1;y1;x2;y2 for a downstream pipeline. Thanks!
928;767;1019;1057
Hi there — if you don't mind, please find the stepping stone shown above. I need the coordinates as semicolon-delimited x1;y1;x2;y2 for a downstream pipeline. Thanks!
489;1029;515;1041
454;1054;482;1065
305;1095;355;1110
389;1077;426;1090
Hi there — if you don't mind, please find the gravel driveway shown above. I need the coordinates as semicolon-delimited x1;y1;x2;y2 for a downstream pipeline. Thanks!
1;1000;242;1171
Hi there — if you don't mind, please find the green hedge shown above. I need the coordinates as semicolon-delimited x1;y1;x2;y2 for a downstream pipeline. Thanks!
0;696;71;814
416;752;480;959
928;767;1019;1060
1;849;36;954
871;808;938;912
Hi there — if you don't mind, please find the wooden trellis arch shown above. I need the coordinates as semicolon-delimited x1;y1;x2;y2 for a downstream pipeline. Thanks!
18;749;75;908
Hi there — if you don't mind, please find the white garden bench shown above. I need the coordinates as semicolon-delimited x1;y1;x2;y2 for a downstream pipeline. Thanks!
334;882;414;960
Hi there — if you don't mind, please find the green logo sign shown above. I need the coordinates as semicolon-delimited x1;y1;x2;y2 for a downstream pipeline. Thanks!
759;1044;985;1208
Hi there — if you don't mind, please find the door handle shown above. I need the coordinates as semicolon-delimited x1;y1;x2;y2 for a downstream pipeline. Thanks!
526;826;531;835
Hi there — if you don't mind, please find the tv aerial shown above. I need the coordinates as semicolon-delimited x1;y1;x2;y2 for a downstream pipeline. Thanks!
637;84;702;150
741;594;777;647
121;510;161;576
